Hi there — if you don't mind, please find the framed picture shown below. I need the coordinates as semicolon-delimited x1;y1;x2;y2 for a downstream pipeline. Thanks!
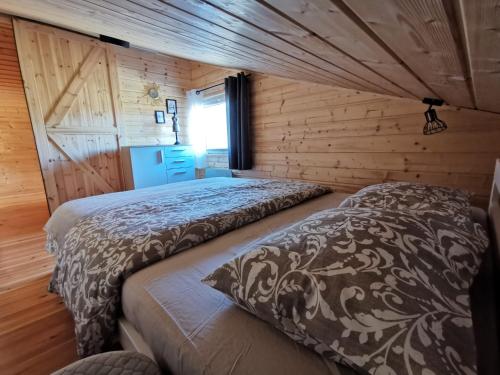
155;110;166;124
166;98;177;114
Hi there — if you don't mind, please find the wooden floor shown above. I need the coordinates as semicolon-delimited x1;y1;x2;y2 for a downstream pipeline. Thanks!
0;236;78;375
0;234;54;292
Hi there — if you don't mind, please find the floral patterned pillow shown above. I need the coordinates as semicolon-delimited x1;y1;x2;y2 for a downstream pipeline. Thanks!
339;182;472;221
203;208;488;375
338;182;485;284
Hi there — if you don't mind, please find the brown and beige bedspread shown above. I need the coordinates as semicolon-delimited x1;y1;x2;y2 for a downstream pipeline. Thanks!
45;177;330;356
121;192;353;375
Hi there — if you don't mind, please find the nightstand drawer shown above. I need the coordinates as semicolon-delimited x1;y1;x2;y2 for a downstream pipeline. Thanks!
165;156;194;170
164;146;193;157
167;167;195;183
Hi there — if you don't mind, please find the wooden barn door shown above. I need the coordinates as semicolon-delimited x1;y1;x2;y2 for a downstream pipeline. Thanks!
13;19;123;212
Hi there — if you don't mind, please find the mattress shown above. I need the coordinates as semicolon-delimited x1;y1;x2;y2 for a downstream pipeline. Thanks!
121;192;358;375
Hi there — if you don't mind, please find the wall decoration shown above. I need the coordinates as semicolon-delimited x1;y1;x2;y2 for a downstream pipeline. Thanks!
172;113;180;145
143;83;162;104
166;98;177;114
155;110;165;124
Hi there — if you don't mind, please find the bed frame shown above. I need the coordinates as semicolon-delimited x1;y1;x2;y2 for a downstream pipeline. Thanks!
470;159;500;374
120;160;500;375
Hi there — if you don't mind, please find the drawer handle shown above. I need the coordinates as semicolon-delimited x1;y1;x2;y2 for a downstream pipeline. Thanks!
172;160;185;164
174;171;187;175
171;149;186;152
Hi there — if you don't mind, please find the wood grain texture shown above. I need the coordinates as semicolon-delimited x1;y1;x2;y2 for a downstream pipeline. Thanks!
105;0;354;89
0;274;78;375
14;19;123;211
458;0;500;113
45;46;104;127
0;19;76;370
163;0;390;94
114;46;192;146
208;0;425;98
236;72;499;206
0;234;53;293
0;0;350;87
0;14;49;245
343;0;474;108
0;0;498;112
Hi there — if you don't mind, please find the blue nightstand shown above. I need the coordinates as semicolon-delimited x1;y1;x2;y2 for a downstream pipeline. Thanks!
123;145;196;189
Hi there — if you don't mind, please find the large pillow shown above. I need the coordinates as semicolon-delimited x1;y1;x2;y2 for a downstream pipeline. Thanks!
203;208;488;375
339;182;472;223
339;183;486;279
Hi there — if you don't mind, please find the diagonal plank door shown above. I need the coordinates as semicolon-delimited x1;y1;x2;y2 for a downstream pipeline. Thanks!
13;19;123;212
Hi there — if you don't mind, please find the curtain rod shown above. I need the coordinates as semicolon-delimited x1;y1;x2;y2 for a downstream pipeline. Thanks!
195;82;223;95
195;73;251;95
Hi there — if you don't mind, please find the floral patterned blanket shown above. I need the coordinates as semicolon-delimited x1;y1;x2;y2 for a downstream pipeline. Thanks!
47;178;330;356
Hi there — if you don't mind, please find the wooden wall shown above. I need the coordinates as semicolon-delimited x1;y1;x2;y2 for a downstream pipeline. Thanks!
114;47;192;146
0;15;49;242
190;62;236;96
3;12;499;218
233;74;500;206
189;62;500;205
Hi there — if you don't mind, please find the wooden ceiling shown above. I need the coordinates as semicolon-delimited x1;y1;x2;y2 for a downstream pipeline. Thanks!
1;0;499;113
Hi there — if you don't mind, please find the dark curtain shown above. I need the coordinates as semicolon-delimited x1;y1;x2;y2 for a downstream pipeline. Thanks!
225;72;251;170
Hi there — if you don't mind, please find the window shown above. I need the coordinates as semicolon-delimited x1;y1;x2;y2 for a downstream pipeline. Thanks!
188;91;228;159
201;94;227;150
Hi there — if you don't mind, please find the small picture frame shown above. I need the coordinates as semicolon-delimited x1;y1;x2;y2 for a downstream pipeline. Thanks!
166;99;177;114
155;110;166;124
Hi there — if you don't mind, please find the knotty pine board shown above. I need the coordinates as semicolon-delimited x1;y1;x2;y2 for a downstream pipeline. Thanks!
0;15;49;244
1;0;500;113
242;73;499;206
14;19;123;211
190;62;500;206
189;63;499;207
114;46;192;146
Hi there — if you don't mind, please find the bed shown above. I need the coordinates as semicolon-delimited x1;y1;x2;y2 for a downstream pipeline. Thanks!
117;162;500;375
120;192;354;375
47;164;500;374
45;177;331;356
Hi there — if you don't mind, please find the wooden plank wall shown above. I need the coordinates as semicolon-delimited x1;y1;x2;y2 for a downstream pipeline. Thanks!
190;62;500;206
114;47;192;146
190;62;237;96
0;15;49;242
234;74;500;207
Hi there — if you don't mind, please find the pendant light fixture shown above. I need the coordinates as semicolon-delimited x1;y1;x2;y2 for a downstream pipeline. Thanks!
422;98;447;135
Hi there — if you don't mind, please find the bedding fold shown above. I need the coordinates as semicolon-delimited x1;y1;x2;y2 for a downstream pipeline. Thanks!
46;177;330;356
